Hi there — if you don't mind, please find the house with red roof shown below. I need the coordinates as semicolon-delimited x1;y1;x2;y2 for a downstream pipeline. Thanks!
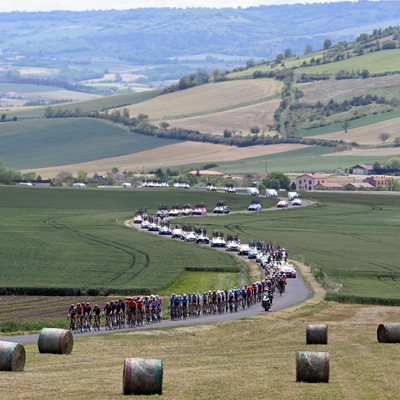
363;176;388;189
296;173;326;191
314;182;344;190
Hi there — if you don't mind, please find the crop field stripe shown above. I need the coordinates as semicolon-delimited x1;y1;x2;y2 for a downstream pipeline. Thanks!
45;218;152;285
160;94;280;121
296;109;400;137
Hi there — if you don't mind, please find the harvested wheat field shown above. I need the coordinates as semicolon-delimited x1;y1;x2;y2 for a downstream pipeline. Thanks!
166;99;280;135
2;302;400;399
307;117;400;145
299;74;400;104
115;79;280;120
24;142;308;178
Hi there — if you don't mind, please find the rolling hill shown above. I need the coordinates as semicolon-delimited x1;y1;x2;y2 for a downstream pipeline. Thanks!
2;26;400;176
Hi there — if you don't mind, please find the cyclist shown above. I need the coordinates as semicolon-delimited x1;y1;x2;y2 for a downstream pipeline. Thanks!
76;302;84;330
67;304;77;330
85;302;92;330
119;299;126;323
103;302;113;329
93;304;101;329
150;295;158;322
181;294;188;319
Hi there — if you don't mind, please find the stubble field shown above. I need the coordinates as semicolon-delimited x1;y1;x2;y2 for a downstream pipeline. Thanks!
116;79;280;120
2;300;400;400
22;142;309;178
306;116;400;145
166;98;280;135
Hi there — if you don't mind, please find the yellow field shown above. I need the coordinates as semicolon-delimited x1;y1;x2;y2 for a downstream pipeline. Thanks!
2;265;400;399
115;79;281;120
307;117;400;145
22;142;309;178
166;99;280;135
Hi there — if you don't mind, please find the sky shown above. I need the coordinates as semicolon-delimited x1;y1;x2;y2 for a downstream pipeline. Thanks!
0;0;347;12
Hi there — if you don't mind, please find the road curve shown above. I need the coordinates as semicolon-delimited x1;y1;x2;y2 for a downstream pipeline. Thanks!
4;199;312;344
5;275;310;344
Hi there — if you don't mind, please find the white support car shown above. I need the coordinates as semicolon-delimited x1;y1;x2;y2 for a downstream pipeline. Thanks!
247;187;259;196
211;236;226;247
277;200;289;208
226;240;240;251
291;198;302;206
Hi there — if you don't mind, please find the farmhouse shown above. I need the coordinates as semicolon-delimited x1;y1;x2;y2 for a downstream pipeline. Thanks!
345;182;374;190
314;182;344;190
363;176;388;188
296;173;326;191
350;164;373;175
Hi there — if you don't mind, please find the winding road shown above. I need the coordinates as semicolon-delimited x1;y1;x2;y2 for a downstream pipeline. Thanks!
3;194;312;344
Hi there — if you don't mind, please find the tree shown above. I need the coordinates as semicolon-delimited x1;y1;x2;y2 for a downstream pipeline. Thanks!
361;69;370;79
262;171;290;190
387;157;400;171
284;48;293;58
342;120;349;133
379;133;390;143
250;126;260;134
246;58;255;68
160;121;170;130
304;44;314;55
387;177;400;191
57;171;73;183
394;137;400;146
323;39;332;49
373;161;381;173
223;129;232;138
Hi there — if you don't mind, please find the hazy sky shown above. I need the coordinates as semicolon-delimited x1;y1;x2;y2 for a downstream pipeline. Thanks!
0;0;345;12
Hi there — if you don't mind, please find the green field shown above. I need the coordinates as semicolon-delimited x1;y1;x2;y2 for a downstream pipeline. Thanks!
0;186;273;294
179;192;400;303
0;117;179;169
296;109;400;138
295;49;400;76
210;145;395;174
5;90;162;119
0;186;398;304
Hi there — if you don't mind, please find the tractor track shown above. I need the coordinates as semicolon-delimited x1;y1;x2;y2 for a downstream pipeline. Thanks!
3;195;312;344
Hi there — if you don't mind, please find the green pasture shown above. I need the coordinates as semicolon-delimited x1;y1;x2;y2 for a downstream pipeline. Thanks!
0;186;272;294
296;109;400;137
0;186;399;305
0;117;179;169
5;89;162;119
227;52;326;79
212;145;395;174
296;49;400;76
179;192;400;303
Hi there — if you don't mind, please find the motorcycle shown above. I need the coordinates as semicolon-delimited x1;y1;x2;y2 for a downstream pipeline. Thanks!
262;293;271;312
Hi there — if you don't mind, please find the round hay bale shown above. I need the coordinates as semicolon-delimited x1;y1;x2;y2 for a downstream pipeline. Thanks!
123;358;163;395
306;324;328;345
0;341;25;371
296;351;329;383
38;328;73;354
377;323;400;343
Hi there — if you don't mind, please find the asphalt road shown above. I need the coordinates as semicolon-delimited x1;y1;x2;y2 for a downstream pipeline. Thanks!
4;197;311;345
5;275;310;344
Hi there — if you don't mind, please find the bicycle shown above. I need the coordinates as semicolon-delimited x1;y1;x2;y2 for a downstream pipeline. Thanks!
69;316;77;333
93;315;101;331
